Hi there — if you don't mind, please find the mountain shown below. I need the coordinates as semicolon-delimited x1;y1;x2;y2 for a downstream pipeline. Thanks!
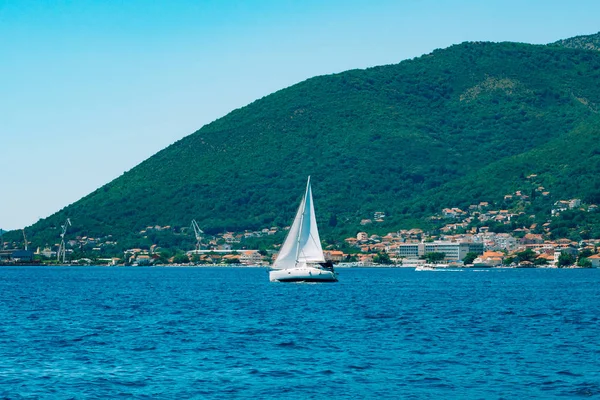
408;116;600;210
11;33;600;248
552;32;600;51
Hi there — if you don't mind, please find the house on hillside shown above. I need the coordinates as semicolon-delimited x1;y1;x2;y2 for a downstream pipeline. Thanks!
588;254;600;268
552;200;570;216
222;254;241;264
407;229;423;239
520;234;544;245
240;250;263;266
535;252;556;267
358;253;374;265
324;250;344;262
472;251;504;267
136;255;152;265
344;237;358;247
569;199;582;209
381;234;395;243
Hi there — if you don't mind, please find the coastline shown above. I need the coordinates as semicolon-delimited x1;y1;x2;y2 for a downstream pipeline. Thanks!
1;263;594;269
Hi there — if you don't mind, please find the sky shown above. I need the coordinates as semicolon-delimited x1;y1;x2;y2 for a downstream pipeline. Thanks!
1;0;599;231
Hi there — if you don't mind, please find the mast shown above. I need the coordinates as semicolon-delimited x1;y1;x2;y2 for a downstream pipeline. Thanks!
294;176;311;265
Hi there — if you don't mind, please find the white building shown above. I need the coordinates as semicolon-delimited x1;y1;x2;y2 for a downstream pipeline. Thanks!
569;199;582;209
396;244;420;259
394;241;483;262
493;234;518;251
240;250;263;265
588;254;600;268
357;232;368;241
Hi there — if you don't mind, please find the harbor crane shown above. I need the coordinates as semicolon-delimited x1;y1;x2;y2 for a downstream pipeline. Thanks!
191;219;204;251
22;229;28;251
57;218;71;263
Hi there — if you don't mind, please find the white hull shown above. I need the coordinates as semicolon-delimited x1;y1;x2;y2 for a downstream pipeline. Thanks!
415;265;436;271
415;264;449;271
270;266;337;282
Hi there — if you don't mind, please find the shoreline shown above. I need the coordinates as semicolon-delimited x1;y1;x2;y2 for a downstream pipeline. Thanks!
0;264;594;269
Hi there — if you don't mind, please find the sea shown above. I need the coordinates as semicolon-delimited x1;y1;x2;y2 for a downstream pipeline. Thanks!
1;266;599;399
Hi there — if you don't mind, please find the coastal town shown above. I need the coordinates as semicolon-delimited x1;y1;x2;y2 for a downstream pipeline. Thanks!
5;9;600;398
2;187;599;269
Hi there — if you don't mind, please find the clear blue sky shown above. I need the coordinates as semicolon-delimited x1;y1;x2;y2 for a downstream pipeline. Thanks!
1;0;599;231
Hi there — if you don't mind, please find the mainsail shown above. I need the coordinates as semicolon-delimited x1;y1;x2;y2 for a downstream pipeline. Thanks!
272;177;325;269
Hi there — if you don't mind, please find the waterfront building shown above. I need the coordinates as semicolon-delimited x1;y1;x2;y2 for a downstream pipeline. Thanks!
324;250;344;262
588;254;600;268
394;241;484;262
396;243;420;259
239;250;263;265
473;251;505;267
0;249;34;263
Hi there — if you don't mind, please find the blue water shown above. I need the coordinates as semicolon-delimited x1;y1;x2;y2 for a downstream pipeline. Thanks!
1;267;599;399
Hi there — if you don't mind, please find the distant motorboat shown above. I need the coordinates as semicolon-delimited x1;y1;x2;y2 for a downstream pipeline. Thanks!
415;264;437;271
269;177;337;283
336;261;364;268
415;263;453;271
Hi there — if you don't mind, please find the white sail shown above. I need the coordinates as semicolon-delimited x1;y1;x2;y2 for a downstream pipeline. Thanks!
272;177;325;270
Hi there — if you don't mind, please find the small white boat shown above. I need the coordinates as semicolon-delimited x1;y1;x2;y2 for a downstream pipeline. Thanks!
269;177;337;283
415;264;437;271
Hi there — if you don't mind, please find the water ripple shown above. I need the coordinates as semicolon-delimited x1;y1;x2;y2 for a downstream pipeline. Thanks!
1;266;600;398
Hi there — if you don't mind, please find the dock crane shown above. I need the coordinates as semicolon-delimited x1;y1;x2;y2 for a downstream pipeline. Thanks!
191;219;204;251
22;229;28;251
57;218;71;263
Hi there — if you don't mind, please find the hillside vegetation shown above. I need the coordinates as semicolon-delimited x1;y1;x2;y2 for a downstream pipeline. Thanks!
552;32;600;51
9;33;600;248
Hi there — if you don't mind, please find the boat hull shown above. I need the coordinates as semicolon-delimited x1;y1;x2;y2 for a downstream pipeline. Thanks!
269;266;337;282
415;265;436;271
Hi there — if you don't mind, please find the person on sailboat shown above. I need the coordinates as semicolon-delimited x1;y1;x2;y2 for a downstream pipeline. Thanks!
320;260;335;271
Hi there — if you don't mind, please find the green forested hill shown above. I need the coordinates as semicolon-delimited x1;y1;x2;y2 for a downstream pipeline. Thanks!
552;32;600;51
13;33;600;247
406;118;600;211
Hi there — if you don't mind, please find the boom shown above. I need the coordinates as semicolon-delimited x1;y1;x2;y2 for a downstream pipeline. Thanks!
191;219;204;251
57;218;71;263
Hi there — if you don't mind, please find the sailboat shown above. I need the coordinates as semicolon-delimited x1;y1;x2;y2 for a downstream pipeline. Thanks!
269;177;337;282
